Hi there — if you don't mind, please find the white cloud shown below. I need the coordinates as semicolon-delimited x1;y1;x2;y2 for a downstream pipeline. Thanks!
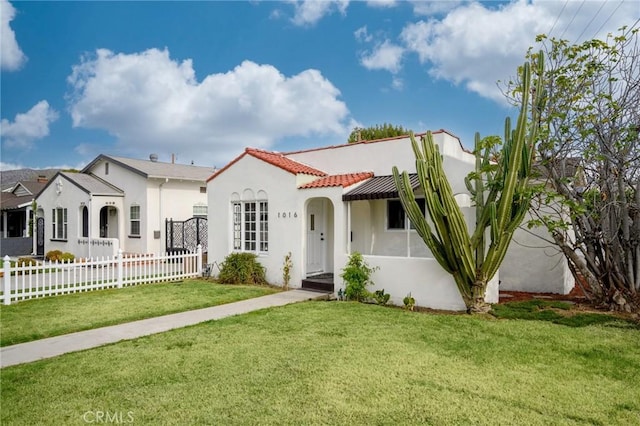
398;0;638;103
360;40;404;73
1;0;27;71
289;0;349;26
67;48;351;166
354;26;373;43
366;0;397;8
0;161;25;171
410;0;464;16
1;101;59;148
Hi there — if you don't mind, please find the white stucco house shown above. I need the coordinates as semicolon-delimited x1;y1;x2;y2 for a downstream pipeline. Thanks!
36;154;215;259
207;130;573;311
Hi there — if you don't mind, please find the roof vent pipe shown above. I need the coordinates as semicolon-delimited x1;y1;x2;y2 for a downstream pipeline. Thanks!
150;153;158;162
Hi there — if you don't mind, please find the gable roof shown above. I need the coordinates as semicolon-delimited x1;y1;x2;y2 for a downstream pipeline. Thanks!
246;149;326;176
1;181;48;211
40;172;124;197
82;155;215;181
299;172;374;189
342;174;420;201
207;148;327;183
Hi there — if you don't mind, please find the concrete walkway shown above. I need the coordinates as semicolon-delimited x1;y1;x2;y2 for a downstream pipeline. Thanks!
0;289;327;368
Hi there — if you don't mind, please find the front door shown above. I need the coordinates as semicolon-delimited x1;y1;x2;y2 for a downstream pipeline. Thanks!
36;217;45;256
306;199;325;275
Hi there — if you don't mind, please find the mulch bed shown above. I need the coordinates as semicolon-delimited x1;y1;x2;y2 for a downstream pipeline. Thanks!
499;284;587;304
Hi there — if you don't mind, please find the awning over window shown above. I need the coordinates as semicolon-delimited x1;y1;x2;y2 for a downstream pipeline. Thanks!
342;174;419;201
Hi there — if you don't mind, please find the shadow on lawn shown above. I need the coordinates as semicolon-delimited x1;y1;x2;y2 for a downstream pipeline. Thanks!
490;300;640;329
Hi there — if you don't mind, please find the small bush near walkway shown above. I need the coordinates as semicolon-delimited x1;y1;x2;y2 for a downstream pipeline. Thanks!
217;252;267;285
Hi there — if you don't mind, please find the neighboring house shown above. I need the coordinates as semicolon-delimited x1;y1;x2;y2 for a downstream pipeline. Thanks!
36;154;215;259
0;178;48;256
500;158;582;294
209;131;498;311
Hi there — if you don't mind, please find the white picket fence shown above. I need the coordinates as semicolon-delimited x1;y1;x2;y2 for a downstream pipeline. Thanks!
1;246;203;305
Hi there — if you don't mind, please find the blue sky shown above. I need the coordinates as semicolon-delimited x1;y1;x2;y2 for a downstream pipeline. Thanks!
1;0;637;171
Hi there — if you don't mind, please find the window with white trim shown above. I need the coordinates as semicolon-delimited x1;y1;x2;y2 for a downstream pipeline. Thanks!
259;201;268;252
387;199;426;230
130;205;141;236
52;207;68;240
232;200;268;252
193;203;207;217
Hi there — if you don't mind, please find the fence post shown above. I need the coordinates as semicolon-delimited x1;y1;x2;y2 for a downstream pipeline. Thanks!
117;249;123;289
3;255;11;305
197;244;203;277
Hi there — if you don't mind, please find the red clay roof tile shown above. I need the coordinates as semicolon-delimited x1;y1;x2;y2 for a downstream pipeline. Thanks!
246;148;326;176
299;172;374;189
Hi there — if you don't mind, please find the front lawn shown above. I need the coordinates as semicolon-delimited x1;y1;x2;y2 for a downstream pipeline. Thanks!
2;301;638;425
0;280;278;346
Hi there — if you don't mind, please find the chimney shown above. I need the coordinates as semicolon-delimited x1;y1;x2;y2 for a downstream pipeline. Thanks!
37;175;48;183
171;153;175;164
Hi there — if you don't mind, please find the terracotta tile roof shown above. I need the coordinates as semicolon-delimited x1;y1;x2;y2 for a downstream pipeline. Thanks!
246;148;326;176
299;172;374;189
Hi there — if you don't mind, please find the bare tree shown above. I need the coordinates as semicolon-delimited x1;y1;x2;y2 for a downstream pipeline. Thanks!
509;27;640;312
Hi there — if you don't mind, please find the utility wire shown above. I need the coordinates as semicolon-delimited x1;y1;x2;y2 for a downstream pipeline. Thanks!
559;0;586;40
547;0;569;38
574;1;607;44
591;0;625;40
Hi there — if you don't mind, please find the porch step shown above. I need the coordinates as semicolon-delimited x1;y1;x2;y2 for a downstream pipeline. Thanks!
301;273;334;293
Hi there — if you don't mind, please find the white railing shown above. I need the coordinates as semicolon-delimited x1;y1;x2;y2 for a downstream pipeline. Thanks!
1;245;203;305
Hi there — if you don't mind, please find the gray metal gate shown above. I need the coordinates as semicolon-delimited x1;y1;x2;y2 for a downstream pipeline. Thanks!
166;217;207;253
36;217;45;256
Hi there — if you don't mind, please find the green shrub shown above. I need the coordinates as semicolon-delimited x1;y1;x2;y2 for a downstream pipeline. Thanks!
16;257;37;267
403;293;416;311
341;252;378;302
217;253;267;285
45;250;75;262
61;252;75;262
373;289;390;305
45;250;63;262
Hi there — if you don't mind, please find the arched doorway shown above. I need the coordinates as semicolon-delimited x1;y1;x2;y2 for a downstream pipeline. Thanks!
305;197;334;277
99;206;118;238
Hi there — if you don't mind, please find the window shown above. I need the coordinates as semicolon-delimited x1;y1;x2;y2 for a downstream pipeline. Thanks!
130;205;140;236
193;203;207;217
232;201;268;252
259;201;268;252
387;199;426;230
244;202;256;251
81;206;89;237
200;186;207;193
52;208;67;240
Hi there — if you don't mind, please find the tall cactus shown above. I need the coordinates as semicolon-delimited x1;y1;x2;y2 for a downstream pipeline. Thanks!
392;54;545;312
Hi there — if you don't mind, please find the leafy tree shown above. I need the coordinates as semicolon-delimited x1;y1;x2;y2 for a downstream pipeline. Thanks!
348;123;410;143
393;56;545;313
506;27;639;312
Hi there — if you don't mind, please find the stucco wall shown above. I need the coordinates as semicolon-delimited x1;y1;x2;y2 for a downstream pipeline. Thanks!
208;155;307;287
287;132;474;177
333;254;499;311
501;215;574;294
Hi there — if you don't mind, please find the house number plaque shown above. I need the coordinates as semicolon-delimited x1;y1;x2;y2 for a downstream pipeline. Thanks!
277;212;298;218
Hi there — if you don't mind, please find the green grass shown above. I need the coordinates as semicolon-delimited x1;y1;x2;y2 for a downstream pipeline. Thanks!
491;300;639;328
2;301;639;425
0;280;278;346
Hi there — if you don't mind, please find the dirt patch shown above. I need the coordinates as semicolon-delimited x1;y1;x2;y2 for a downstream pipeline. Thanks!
499;287;639;323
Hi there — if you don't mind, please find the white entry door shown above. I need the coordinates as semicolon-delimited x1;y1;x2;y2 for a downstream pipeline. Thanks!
306;199;325;275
